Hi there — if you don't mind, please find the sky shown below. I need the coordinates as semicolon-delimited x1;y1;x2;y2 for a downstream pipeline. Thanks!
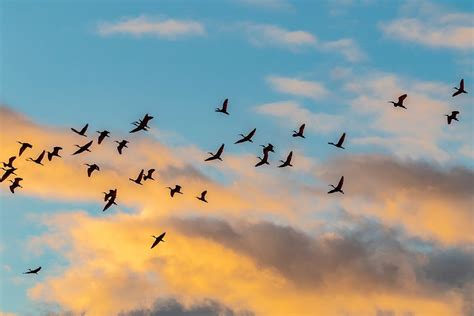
0;0;473;315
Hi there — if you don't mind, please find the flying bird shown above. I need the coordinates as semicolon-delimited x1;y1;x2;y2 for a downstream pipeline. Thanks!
260;143;275;154
278;151;293;168
0;167;17;182
388;94;407;109
115;140;129;155
234;128;256;144
23;267;41;274
103;189;117;202
129;169;145;185
71;123;89;137
215;98;229;115
130;114;154;133
17;142;32;156
328;133;346;149
103;189;117;211
167;185;183;197
143;169;156;181
47;146;63;161
72;140;93;155
205;144;224;162
452;79;467;97
255;151;270;167
84;163;100;177
96;130;110;144
328;176;344;194
2;156;16;168
196;190;208;203
445;111;460;125
9;177;23;194
26;150;46;165
292;124;306;138
150;232;166;249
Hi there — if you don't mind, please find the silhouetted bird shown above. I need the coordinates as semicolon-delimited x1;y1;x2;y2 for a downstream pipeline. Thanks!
215;99;229;115
9;177;23;194
278;151;293;168
150;232;166;249
72;140;93;155
103;189;117;202
23;267;41;274
115;140;129;155
205;144;224;162
196;190;208;203
97;130;110;144
17;142;32;156
260;143;275;154
129;169;145;185
328;176;344;194
103;189;117;211
47;146;63;161
235;128;256;144
167;185;183;197
71;123;88;137
445;111;460;125
143;169;156;181
130;114;154;133
452;79;467;97
328;133;346;149
255;151;270;167
26;150;46;165
388;94;407;109
85;163;100;177
2;156;16;168
0;167;17;182
292;124;306;138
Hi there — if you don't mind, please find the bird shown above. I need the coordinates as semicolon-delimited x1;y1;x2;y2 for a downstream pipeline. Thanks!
445;111;460;125
47;146;63;161
71;123;89;137
452;79;467;97
255;151;270;167
150;232;166;249
9;177;23;194
196;190;208;203
143;169;156;181
84;163;100;177
103;189;117;211
103;189;117;202
260;143;275;154
167;185;183;197
130;114;154;133
292;124;306;138
2;156;16;168
0;167;17;182
215;98;229;115
388;94;407;109
328;176;344;194
234;128;256;144
72;140;93;155
23;266;41;274
115;140;129;155
96;130;110;144
17;142;33;156
278;151;293;168
26;150;46;165
205;144;224;162
328;133;346;149
129;169;145;185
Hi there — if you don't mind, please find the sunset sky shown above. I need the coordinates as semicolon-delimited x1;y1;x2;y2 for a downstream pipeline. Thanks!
1;0;473;315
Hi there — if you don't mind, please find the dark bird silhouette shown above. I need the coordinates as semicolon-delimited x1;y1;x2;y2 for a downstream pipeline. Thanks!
97;130;110;144
215;98;229;115
150;232;166;249
9;177;23;194
129;169;145;185
167;185;183;197
115;140;129;155
452;79;467;97
143;169;156;181
278;151;293;168
292;124;306;138
445;111;460;125
103;189;117;211
388;94;407;109
328;133;346;149
71;123;89;137
26;150;46;165
255;151;270;167
130;114;154;133
85;163;100;177
2;156;16;168
72;140;93;155
205;144;224;162
328;176;344;194
103;189;117;202
23;266;41;274
0;167;17;182
47;146;63;161
235;128;256;144
196;190;208;203
17;142;33;156
260;143;275;154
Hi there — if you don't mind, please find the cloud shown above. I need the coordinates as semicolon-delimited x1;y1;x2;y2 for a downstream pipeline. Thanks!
265;76;329;100
320;38;367;62
97;15;205;38
235;0;292;10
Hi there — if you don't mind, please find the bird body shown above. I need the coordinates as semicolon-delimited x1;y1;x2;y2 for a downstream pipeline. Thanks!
205;144;224;161
215;99;229;115
235;128;256;144
278;151;293;168
47;146;63;161
71;124;89;137
292;124;306;138
196;190;208;203
255;151;270;167
72;141;93;155
115;140;129;155
9;177;23;193
129;169;145;185
452;79;467;97
388;94;407;109
445;111;460;125
167;185;183;197
328;176;344;194
97;130;110;144
17;142;33;156
150;232;166;249
103;189;117;211
328;133;346;149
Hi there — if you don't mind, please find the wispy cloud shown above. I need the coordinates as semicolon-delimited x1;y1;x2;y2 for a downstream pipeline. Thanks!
236;0;292;10
266;76;329;100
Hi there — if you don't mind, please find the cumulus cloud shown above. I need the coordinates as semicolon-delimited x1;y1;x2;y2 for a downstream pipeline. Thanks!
265;76;329;100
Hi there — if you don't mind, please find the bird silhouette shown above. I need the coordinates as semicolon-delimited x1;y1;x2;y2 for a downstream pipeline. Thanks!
23;266;41;274
328;133;346;149
260;143;275;154
85;163;100;177
292;124;306;138
143;169;156;181
215;98;229;115
167;185;183;197
205;144;225;162
150;232;166;249
47;146;63;161
103;189;117;211
0;167;17;182
452;79;467;97
97;130;110;144
129;169;145;185
388;94;407;109
255;151;270;167
196;190;208;203
17;142;33;156
71;123;89;137
103;189;117;202
235;128;256;144
9;177;23;194
26;150;46;165
445;111;460;125
130;114;154;133
328;176;344;194
278;151;293;168
2;156;16;168
115;140;129;155
72;140;93;155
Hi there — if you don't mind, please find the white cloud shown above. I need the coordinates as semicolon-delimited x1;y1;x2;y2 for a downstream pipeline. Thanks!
266;76;329;100
320;38;366;62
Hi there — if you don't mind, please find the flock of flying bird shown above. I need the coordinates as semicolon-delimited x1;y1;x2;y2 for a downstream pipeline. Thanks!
1;78;468;275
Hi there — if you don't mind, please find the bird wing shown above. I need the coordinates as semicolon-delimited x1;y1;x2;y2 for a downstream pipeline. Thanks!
9;184;15;193
103;199;114;211
460;79;464;90
37;150;45;161
248;128;256;138
399;94;407;102
8;156;16;165
453;111;460;115
87;166;93;177
137;169;145;181
299;124;305;134
129;124;143;133
222;99;228;111
287;151;293;162
80;124;89;134
338;133;346;146
337;176;344;189
447;116;452;125
201;190;207;198
216;144;225;156
150;238;160;249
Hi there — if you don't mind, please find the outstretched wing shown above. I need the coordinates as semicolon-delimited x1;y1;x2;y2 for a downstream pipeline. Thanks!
216;144;225;156
80;124;89;134
286;151;293;162
398;94;407;103
460;79;464;90
337;133;346;146
299;124;305;134
222;99;228;112
337;176;344;189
